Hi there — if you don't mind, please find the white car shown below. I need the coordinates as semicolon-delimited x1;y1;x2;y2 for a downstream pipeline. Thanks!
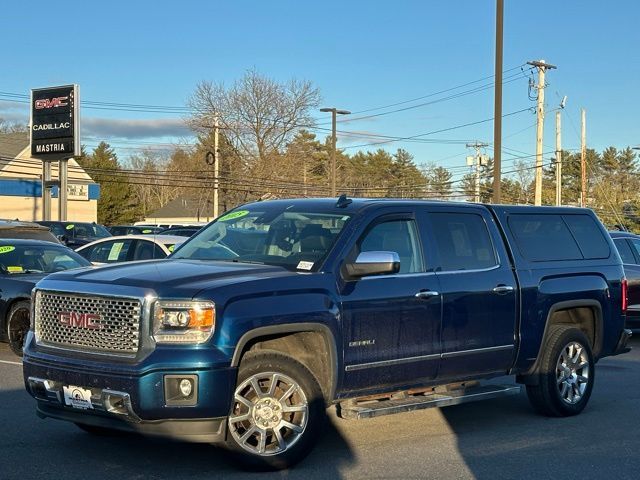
75;235;187;265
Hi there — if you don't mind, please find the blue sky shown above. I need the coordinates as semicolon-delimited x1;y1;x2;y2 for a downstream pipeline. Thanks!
1;0;639;182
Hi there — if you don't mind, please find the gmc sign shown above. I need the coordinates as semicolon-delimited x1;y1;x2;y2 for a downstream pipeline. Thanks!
30;84;80;159
59;311;102;330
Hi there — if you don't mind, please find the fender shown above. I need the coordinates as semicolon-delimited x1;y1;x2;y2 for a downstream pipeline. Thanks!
518;299;603;381
230;322;339;400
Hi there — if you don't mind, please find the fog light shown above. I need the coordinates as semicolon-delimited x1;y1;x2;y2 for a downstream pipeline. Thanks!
179;378;193;397
164;374;198;406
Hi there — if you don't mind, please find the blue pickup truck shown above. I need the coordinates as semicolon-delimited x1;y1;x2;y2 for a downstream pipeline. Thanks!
23;198;632;470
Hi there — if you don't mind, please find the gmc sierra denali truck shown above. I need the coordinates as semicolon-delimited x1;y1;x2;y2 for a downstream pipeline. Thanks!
23;198;632;470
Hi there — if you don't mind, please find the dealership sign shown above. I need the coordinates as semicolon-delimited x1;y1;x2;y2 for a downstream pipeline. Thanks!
30;84;80;159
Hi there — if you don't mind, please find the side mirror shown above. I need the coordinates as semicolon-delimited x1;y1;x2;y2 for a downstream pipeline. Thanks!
56;235;68;244
344;251;400;278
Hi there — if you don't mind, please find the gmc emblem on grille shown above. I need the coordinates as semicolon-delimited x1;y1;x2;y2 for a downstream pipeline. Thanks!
59;312;102;329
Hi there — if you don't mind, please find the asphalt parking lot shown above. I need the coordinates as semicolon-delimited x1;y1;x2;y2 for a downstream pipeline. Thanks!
0;338;638;480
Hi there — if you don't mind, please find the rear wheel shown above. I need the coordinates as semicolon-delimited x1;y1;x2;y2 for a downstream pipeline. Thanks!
226;351;326;471
7;301;30;357
526;326;595;417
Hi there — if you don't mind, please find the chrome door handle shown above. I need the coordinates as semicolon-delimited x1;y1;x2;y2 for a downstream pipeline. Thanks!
415;290;440;299
492;285;514;294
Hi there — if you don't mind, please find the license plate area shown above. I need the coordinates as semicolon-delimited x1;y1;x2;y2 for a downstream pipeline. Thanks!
63;385;94;410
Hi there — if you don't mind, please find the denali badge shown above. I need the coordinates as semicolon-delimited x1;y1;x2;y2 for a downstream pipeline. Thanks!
59;311;102;329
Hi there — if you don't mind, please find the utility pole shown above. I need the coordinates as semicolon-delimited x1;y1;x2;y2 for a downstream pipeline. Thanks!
528;59;557;206
492;0;504;204
555;110;562;206
581;108;587;207
213;117;220;218
320;107;350;197
466;141;489;203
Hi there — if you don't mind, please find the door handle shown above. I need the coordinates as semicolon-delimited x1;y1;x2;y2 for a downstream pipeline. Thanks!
492;285;514;294
415;290;440;299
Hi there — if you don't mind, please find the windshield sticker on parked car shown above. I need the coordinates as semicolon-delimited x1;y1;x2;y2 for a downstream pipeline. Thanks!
0;246;15;254
108;242;124;261
142;229;153;233
297;260;314;271
218;210;249;222
7;266;23;273
65;224;75;230
168;244;175;252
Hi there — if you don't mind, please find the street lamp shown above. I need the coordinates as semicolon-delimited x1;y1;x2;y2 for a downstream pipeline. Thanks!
320;107;351;196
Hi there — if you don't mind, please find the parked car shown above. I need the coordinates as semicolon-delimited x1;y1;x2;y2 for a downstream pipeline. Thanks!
75;235;186;265
108;225;164;236
0;239;91;356
36;221;111;249
23;199;630;470
609;230;640;329
158;226;202;237
0;220;59;243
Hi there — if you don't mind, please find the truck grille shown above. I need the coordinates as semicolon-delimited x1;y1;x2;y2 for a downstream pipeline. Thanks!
34;290;142;356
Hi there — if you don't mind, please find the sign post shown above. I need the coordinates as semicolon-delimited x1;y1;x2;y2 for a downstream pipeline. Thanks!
30;84;80;221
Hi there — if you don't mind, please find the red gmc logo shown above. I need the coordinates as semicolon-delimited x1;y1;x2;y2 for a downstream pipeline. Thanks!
59;312;102;329
35;96;68;109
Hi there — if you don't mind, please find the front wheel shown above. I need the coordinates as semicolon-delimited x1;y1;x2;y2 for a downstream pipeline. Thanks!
526;326;595;417
7;301;30;357
226;351;326;470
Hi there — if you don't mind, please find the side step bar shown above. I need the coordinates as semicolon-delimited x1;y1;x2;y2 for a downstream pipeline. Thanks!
337;384;521;420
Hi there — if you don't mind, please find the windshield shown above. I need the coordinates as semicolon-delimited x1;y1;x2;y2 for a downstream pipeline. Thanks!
172;208;351;271
0;244;91;275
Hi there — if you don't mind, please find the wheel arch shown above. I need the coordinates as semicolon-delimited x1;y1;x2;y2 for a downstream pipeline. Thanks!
520;299;603;381
231;323;339;403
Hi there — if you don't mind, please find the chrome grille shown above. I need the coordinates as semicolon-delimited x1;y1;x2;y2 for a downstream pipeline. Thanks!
34;290;142;356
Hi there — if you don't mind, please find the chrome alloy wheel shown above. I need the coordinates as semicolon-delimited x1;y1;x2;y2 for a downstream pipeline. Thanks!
229;372;309;456
556;341;590;405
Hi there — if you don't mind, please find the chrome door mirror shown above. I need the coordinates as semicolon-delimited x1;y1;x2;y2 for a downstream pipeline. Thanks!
345;251;400;278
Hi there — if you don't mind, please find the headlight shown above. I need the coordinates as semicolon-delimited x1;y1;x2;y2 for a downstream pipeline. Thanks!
153;300;215;344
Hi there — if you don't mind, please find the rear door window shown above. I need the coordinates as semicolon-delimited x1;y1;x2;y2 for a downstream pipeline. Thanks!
429;213;497;271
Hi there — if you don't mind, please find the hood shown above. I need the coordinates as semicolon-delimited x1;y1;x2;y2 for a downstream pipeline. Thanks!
36;259;296;298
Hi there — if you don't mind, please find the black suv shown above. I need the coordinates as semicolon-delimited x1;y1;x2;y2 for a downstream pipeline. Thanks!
36;221;111;249
610;230;640;329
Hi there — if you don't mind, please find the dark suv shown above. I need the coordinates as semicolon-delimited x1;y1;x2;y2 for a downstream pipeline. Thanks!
36;221;111;249
610;230;640;329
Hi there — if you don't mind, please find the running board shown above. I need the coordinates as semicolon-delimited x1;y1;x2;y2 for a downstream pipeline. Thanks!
337;384;521;419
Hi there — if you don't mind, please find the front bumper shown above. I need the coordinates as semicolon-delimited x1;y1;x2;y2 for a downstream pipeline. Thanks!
23;347;237;444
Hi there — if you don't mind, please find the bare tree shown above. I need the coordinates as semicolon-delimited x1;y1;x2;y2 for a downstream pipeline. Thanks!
188;69;321;167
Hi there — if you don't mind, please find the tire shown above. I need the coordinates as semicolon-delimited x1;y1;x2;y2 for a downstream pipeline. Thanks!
526;325;595;417
74;423;126;436
226;351;326;471
7;301;30;357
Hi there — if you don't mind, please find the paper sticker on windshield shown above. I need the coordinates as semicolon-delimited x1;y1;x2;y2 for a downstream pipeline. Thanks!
218;210;249;222
0;246;15;254
168;244;175;252
142;229;152;233
297;261;314;271
7;266;23;273
108;242;124;261
65;224;75;230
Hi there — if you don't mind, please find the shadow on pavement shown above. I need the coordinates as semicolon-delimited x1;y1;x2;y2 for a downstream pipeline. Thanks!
0;385;356;480
440;337;640;480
